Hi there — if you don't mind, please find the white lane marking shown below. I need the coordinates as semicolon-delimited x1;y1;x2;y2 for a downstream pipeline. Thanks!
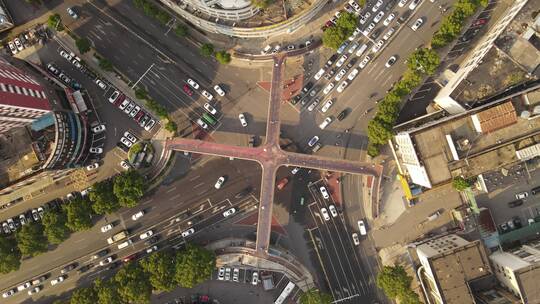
169;193;181;201
193;182;205;189
166;186;177;193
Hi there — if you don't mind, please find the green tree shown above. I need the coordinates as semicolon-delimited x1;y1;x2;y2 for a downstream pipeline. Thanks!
335;12;358;34
47;14;64;31
175;24;188;37
165;120;177;133
140;251;177;291
452;176;471;191
113;170;147;207
322;26;348;50
64;197;94;232
200;43;215;57
114;262;152;304
377;265;413;299
94;278;123;304
358;0;366;6
454;0;477;16
215;50;231;64
89;180;120;215
299;288;332;304
401;289;422;304
16;222;47;257
135;87;148;100
367;142;380;157
98;58;113;71
42;210;70;244
71;285;97;304
252;0;272;8
407;48;440;75
367;119;393;146
174;244;216;288
0;236;21;274
25;0;42;5
76;37;91;54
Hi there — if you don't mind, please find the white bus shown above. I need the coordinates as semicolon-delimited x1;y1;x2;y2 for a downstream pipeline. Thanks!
274;281;295;304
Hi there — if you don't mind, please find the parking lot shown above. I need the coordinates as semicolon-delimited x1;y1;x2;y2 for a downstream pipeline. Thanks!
306;179;375;303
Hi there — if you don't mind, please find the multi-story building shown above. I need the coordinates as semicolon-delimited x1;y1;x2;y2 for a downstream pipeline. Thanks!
490;239;540;303
0;1;13;32
411;234;492;304
0;56;52;134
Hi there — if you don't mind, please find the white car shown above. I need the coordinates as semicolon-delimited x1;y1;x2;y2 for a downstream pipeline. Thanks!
383;27;396;40
146;245;158;254
359;55;371;69
336;81;349;93
411;18;424;31
17;282;32;291
72;59;82;69
329;204;338;217
373;11;385;23
13;38;23;51
67;7;78;19
182;228;195;237
28;286;42;295
321;100;333;113
139;230;154;239
352;233;360;245
335;55;348;67
358;220;367;235
347;68;359;81
196;118;208;129
86;162;99;171
204;103;217;115
92;124;106;133
238;113;248;127
213;85;225;96
348;0;361;11
314;68;325;80
109;91;120;103
99;257;113;266
223;208;236;217
2;289;16;298
362;22;376;36
187;78;199;90
215;176;226;189
320;208;330;221
308;99;320;112
398;0;409;7
359;12;371;24
334;69;347;81
319;117;333;130
123;131;137;143
252;272;259;285
60;50;73;61
119;99;130;110
50;275;66;286
89;147;103;154
320;186;330;199
120;160;131;170
101;223;114;233
409;0;421;10
291;167;300;174
372;0;383;12
95;79;108;90
323;82;335;95
372;40;385;53
218;267;225;280
385;56;397;67
120;137;133;148
383;13;396;26
233;268;239;282
46;63;59;75
8;41;17;54
308;136;319;147
348;42;359;54
515;192;529;199
202;90;213;101
130;106;140;118
131;210;145;221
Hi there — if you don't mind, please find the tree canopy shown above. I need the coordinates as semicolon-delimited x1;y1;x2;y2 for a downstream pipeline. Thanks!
94;279;123;304
76;37;91;54
299;289;332;304
0;236;21;274
174;244;216;288
322;12;358;50
89;180;120;215
407;48;440;75
47;14;64;31
452;176;471;191
70;286;98;304
200;43;215;57
140;251;177;291
377;265;420;303
114;262;152;304
16;222;48;257
215;50;231;64
64;197;94;232
42;210;70;244
113;170;146;208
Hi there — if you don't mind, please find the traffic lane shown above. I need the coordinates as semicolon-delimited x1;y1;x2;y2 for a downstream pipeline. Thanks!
0;158;260;290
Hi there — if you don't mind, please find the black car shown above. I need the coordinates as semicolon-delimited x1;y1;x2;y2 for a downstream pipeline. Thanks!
91;249;109;260
337;109;349;121
508;199;523;208
302;82;314;94
291;94;302;105
531;186;540;195
77;264;94;274
144;236;159;246
347;58;358;69
325;54;338;68
106;261;121;270
61;262;78;274
513;217;522;229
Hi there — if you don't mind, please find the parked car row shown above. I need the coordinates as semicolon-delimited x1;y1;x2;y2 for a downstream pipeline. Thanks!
45;62;82;90
108;90;156;132
1;205;50;235
217;267;259;285
261;39;313;55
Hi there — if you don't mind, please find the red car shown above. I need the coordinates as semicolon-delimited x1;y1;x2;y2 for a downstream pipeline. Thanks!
472;18;487;27
122;253;138;263
276;177;289;190
183;84;193;96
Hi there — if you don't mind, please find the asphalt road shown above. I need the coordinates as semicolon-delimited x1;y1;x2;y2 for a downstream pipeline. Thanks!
0;157;261;302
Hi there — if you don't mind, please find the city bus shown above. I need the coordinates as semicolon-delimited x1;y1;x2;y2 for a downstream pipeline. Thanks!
274;281;295;304
201;113;217;126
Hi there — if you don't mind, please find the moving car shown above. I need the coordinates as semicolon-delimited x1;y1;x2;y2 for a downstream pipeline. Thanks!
131;210;145;221
61;263;77;274
223;208;236;217
27;286;42;295
320;186;330;199
320;208;330;221
139;230;154;240
182;228;195;237
17;281;32;291
215;176;226;189
2;289;16;298
385;56;397;67
146;245;158;254
411;18;424;31
238;113;248;127
337;109;348;121
99;257;114;266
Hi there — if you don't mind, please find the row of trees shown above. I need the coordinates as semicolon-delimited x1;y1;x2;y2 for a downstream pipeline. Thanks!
377;265;421;304
367;0;487;156
54;245;215;304
322;12;359;50
431;0;486;48
0;171;147;274
299;288;332;304
367;48;440;156
134;87;178;133
200;43;232;64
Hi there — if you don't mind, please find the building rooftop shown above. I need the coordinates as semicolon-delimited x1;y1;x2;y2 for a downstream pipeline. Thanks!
0;126;42;189
393;84;540;188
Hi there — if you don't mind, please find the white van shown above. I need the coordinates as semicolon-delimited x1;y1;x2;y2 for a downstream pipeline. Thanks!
261;45;272;54
117;239;133;250
355;44;368;57
314;68;325;80
358;220;367;235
